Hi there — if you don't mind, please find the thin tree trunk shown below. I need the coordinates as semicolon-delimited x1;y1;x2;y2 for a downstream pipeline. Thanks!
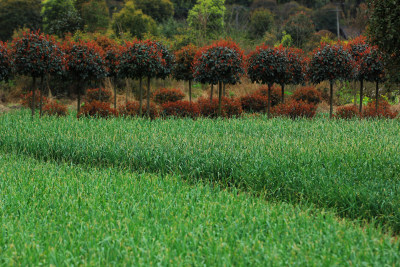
189;79;192;104
329;81;334;118
281;83;285;103
113;77;117;109
139;77;143;117
147;76;151;118
31;77;36;119
210;84;214;102
359;79;364;114
353;81;357;106
376;81;379;113
218;81;222;117
223;83;226;97
267;84;272;118
77;82;81;114
39;75;44;118
125;79;129;105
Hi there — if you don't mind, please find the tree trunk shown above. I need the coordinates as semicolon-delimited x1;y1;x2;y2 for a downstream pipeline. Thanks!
353;81;357;106
39;75;44;118
125;79;129;105
147;76;151;118
329;81;334;118
218;81;222;117
223;83;226;97
77;80;83;115
359;79;364;114
189;79;192;104
376;81;379;113
113;77;117;110
210;84;214;102
139;77;143;117
281;83;285;103
31;77;36;119
267;84;272;118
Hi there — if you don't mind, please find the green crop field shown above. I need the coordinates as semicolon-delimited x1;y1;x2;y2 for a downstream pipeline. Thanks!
0;111;399;265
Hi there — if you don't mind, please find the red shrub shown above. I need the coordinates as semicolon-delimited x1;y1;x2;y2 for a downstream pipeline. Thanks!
198;98;220;118
119;101;160;119
240;94;267;113
85;88;112;103
152;88;185;105
362;100;398;119
43;101;69;117
21;90;48;109
222;97;243;118
161;101;200;118
335;105;359;119
291;86;322;105
78;101;118;118
254;85;282;107
272;100;317;119
197;97;242;118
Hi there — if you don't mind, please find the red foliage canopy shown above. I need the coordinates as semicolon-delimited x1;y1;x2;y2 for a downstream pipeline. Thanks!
248;45;306;86
63;38;107;82
308;43;354;83
0;41;11;81
173;44;198;82
12;30;64;78
193;40;245;85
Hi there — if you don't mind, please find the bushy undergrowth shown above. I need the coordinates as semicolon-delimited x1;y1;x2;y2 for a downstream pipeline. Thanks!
363;100;398;119
152;88;185;105
20;90;48;108
85;88;113;103
1;153;398;265
198;97;242;118
78;101;118;118
118;101;160;119
161;100;200;118
335;105;359;119
1;111;400;232
43;101;68;117
291;86;322;105
272;100;317;119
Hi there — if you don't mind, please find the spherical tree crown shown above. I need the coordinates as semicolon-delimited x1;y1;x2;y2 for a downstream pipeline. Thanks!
12;30;64;78
63;38;107;82
173;44;198;82
286;47;306;85
193;40;245;85
247;45;289;85
118;39;166;80
355;46;385;83
153;41;175;80
308;43;353;83
347;36;369;60
0;41;11;82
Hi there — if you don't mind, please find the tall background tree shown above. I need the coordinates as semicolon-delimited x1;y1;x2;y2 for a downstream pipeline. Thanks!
367;0;400;84
283;11;315;48
80;0;110;32
0;0;42;41
41;0;84;37
134;0;174;22
112;1;157;39
187;0;226;43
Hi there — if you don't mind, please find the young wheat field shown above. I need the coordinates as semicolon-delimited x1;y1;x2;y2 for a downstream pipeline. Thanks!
0;110;399;265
